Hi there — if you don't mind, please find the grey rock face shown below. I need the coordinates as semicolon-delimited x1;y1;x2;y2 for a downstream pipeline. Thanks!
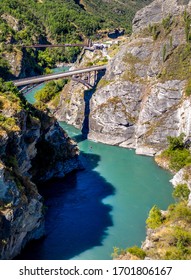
0;104;81;259
55;49;107;129
55;0;191;158
89;80;144;146
88;37;189;155
170;165;191;205
133;0;191;33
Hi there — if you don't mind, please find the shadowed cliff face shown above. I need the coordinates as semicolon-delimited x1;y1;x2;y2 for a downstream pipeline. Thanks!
0;91;81;259
15;151;115;260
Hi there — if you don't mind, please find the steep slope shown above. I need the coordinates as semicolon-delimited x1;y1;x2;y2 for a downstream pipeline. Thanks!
0;83;81;259
87;0;191;156
56;0;191;156
75;0;153;33
0;0;153;79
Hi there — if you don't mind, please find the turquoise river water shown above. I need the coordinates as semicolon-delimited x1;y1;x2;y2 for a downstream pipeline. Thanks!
16;67;174;260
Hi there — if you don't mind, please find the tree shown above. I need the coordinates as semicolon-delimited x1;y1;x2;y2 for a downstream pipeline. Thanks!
173;184;190;202
167;133;185;151
146;205;163;229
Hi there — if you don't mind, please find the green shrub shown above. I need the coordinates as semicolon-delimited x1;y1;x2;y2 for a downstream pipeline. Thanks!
165;247;189;260
111;247;120;259
183;10;191;42
168;149;191;171
151;25;160;40
146;205;163;229
173;184;190;201
173;227;191;249
167;202;191;223
0;114;19;132
162;15;172;30
127;246;146;259
185;79;191;96
161;134;191;172
167;133;185;150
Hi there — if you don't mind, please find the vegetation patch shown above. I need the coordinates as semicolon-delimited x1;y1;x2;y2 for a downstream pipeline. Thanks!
123;52;142;65
34;79;68;103
185;78;191;96
97;78;111;88
146;205;163;229
173;184;190;202
127;246;146;260
0;114;19;131
0;114;20;133
158;44;191;82
158;134;191;172
111;246;146;260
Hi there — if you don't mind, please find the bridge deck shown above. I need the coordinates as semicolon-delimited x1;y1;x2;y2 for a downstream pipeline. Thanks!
17;43;87;48
13;65;107;87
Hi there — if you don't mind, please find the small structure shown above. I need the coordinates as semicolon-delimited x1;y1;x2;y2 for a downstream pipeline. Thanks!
93;43;108;50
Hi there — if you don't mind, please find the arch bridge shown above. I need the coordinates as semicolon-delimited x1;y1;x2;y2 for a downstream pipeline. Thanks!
12;65;107;92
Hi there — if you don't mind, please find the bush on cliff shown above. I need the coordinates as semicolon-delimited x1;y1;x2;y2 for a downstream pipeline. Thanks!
146;205;163;229
127;246;146;259
173;183;190;202
160;134;191;172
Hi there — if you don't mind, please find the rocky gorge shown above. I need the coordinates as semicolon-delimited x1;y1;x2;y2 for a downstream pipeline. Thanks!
1;0;191;260
0;90;81;259
55;0;191;182
54;0;191;259
56;0;191;156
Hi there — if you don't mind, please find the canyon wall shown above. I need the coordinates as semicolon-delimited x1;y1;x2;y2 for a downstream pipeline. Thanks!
0;93;81;259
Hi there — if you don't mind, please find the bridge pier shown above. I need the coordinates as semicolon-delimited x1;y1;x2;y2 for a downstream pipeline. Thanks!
72;69;99;89
94;71;97;87
87;72;91;85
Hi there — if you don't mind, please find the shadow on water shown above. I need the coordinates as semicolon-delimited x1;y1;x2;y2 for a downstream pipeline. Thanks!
15;151;115;260
81;70;106;139
72;133;86;144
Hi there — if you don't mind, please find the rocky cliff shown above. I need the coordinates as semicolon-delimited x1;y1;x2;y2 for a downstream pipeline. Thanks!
55;0;191;259
88;0;191;156
0;89;81;259
132;0;191;33
56;0;191;156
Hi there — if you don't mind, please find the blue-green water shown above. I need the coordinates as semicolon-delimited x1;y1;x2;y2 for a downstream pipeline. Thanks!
17;70;174;260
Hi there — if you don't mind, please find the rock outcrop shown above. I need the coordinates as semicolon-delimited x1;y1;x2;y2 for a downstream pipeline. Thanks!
0;91;81;259
133;0;191;33
88;1;191;156
55;48;107;129
56;0;191;156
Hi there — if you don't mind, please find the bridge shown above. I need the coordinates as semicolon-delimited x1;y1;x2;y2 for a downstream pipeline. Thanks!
13;65;107;90
16;39;93;49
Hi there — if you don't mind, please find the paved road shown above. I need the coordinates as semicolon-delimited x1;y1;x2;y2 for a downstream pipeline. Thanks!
13;65;107;86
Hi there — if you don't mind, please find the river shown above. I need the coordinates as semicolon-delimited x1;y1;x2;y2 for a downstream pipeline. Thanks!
16;67;174;260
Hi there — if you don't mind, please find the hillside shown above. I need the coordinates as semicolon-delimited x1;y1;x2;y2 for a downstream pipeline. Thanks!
74;0;152;33
0;0;152;79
